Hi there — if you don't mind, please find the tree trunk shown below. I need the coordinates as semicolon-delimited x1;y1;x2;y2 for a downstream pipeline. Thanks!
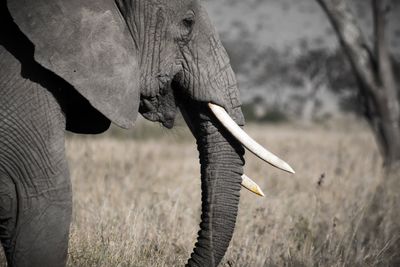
316;0;400;169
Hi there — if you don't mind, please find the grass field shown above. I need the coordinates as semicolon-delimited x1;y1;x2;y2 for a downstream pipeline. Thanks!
1;119;399;266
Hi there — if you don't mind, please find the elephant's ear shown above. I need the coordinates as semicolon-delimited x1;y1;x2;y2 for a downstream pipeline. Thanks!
7;0;140;129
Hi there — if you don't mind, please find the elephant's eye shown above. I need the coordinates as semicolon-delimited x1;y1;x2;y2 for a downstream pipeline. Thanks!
179;11;195;43
182;17;194;29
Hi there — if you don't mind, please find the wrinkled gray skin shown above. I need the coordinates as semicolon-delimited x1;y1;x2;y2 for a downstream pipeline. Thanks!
0;0;245;266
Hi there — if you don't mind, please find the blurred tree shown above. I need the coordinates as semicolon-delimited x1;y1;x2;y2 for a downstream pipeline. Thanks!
317;0;400;170
280;46;358;121
291;48;330;121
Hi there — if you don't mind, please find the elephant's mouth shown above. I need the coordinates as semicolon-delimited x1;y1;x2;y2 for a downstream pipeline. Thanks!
138;70;185;129
139;97;175;129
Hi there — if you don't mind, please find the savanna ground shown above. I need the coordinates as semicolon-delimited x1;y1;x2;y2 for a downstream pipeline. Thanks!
1;118;399;266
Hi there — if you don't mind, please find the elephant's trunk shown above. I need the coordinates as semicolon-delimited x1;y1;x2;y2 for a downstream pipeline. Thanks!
182;105;245;267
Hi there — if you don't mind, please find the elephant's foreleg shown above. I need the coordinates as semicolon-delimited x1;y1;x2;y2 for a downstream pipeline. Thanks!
0;168;72;267
0;48;72;267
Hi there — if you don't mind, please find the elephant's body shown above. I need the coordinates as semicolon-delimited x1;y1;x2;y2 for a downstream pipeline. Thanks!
0;0;255;266
0;47;71;266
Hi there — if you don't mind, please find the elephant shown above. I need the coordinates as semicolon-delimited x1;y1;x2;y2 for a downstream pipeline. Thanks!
0;0;294;266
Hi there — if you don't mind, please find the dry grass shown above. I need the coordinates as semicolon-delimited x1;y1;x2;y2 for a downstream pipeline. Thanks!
1;119;399;266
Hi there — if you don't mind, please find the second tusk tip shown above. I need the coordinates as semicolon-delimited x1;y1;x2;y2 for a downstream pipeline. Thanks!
241;174;265;197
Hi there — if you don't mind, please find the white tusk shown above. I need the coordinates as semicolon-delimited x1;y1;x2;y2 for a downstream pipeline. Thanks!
208;103;295;174
241;174;265;197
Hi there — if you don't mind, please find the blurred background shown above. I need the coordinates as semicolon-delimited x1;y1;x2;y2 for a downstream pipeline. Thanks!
204;0;400;124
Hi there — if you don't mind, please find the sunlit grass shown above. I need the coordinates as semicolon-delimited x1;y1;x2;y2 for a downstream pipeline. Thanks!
1;118;399;266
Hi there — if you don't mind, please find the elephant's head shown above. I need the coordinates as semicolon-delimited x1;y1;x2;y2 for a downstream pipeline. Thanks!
8;0;294;265
122;0;245;130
